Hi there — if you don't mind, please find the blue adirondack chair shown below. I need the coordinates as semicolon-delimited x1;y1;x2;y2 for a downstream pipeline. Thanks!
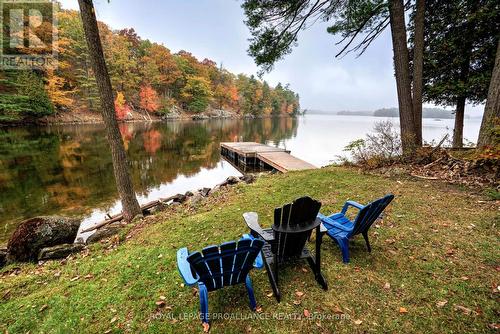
318;194;394;263
177;235;264;325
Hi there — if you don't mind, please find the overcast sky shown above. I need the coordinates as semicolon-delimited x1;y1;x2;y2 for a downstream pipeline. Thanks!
59;0;483;115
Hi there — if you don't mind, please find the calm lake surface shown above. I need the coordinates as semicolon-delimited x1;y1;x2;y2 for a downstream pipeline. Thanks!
0;114;481;243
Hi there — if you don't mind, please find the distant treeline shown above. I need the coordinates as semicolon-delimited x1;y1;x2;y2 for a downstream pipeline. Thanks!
373;108;462;119
0;9;300;123
321;107;468;119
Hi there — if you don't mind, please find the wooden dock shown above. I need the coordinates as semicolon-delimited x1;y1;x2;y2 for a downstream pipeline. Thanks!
220;142;316;173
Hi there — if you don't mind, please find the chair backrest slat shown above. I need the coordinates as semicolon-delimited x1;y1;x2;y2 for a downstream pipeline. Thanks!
273;196;321;260
202;246;223;289
220;241;237;287
351;194;394;236
187;238;264;291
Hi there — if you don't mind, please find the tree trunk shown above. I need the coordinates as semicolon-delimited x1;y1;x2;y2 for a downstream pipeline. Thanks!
453;96;466;148
389;0;417;155
478;40;500;148
452;47;472;148
412;0;425;146
78;0;141;221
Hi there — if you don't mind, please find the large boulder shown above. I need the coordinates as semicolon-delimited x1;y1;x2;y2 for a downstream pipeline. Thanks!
7;216;81;262
0;247;7;267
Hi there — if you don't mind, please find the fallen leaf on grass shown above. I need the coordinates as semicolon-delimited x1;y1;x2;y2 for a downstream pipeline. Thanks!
84;274;94;279
460;276;469;281
293;300;301;305
155;300;166;307
110;316;117;323
383;282;391;290
303;309;310;317
399;307;408;314
202;322;210;332
332;306;343;314
39;304;48;312
295;291;304;298
70;276;80;282
266;292;273;298
354;319;363;325
488;323;500;330
454;304;472;315
436;300;448;308
256;306;263;313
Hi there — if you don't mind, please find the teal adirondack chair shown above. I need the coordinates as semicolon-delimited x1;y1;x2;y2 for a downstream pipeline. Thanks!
318;194;394;263
177;235;264;325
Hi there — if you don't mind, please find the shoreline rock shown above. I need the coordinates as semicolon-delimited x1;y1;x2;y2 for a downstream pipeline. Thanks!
7;216;81;263
0;247;7;267
38;243;85;261
85;226;121;244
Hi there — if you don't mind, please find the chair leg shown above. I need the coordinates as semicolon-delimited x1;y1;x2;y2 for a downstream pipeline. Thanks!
312;226;327;289
335;237;350;263
198;283;209;325
245;275;257;310
362;232;371;252
264;255;281;302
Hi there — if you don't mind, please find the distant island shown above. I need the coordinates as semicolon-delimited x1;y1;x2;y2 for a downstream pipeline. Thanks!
306;107;471;119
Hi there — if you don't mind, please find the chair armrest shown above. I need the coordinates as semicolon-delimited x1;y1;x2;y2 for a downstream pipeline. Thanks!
176;247;199;286
243;212;273;241
341;200;365;215
320;216;352;232
253;251;264;269
319;222;328;234
241;233;265;269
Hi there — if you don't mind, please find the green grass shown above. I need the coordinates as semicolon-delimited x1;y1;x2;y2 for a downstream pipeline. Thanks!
1;166;498;333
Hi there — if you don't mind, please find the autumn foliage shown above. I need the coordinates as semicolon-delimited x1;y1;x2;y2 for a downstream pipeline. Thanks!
139;85;160;113
0;9;300;122
114;92;131;120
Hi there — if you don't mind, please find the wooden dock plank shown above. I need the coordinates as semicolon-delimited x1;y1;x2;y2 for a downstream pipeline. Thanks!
221;142;288;157
220;141;316;173
257;151;317;173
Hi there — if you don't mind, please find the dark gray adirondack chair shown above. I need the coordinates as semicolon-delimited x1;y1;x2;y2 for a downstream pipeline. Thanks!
243;196;328;302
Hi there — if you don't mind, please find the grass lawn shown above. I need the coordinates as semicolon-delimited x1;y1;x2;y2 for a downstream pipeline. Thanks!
1;166;498;333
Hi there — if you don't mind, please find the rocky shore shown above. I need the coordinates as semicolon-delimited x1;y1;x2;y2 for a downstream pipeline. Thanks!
0;174;256;268
32;106;289;126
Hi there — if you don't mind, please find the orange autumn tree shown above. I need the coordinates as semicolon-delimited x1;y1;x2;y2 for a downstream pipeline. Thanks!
114;91;131;120
139;84;160;113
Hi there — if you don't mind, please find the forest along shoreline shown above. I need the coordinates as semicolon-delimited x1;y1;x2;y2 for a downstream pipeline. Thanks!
1;107;297;127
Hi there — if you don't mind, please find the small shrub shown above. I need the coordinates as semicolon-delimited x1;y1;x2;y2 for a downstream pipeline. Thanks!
343;121;402;167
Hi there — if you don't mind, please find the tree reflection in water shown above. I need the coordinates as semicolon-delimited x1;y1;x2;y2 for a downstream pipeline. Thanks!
0;117;298;243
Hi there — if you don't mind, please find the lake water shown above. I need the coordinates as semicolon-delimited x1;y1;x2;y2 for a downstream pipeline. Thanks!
0;114;481;244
